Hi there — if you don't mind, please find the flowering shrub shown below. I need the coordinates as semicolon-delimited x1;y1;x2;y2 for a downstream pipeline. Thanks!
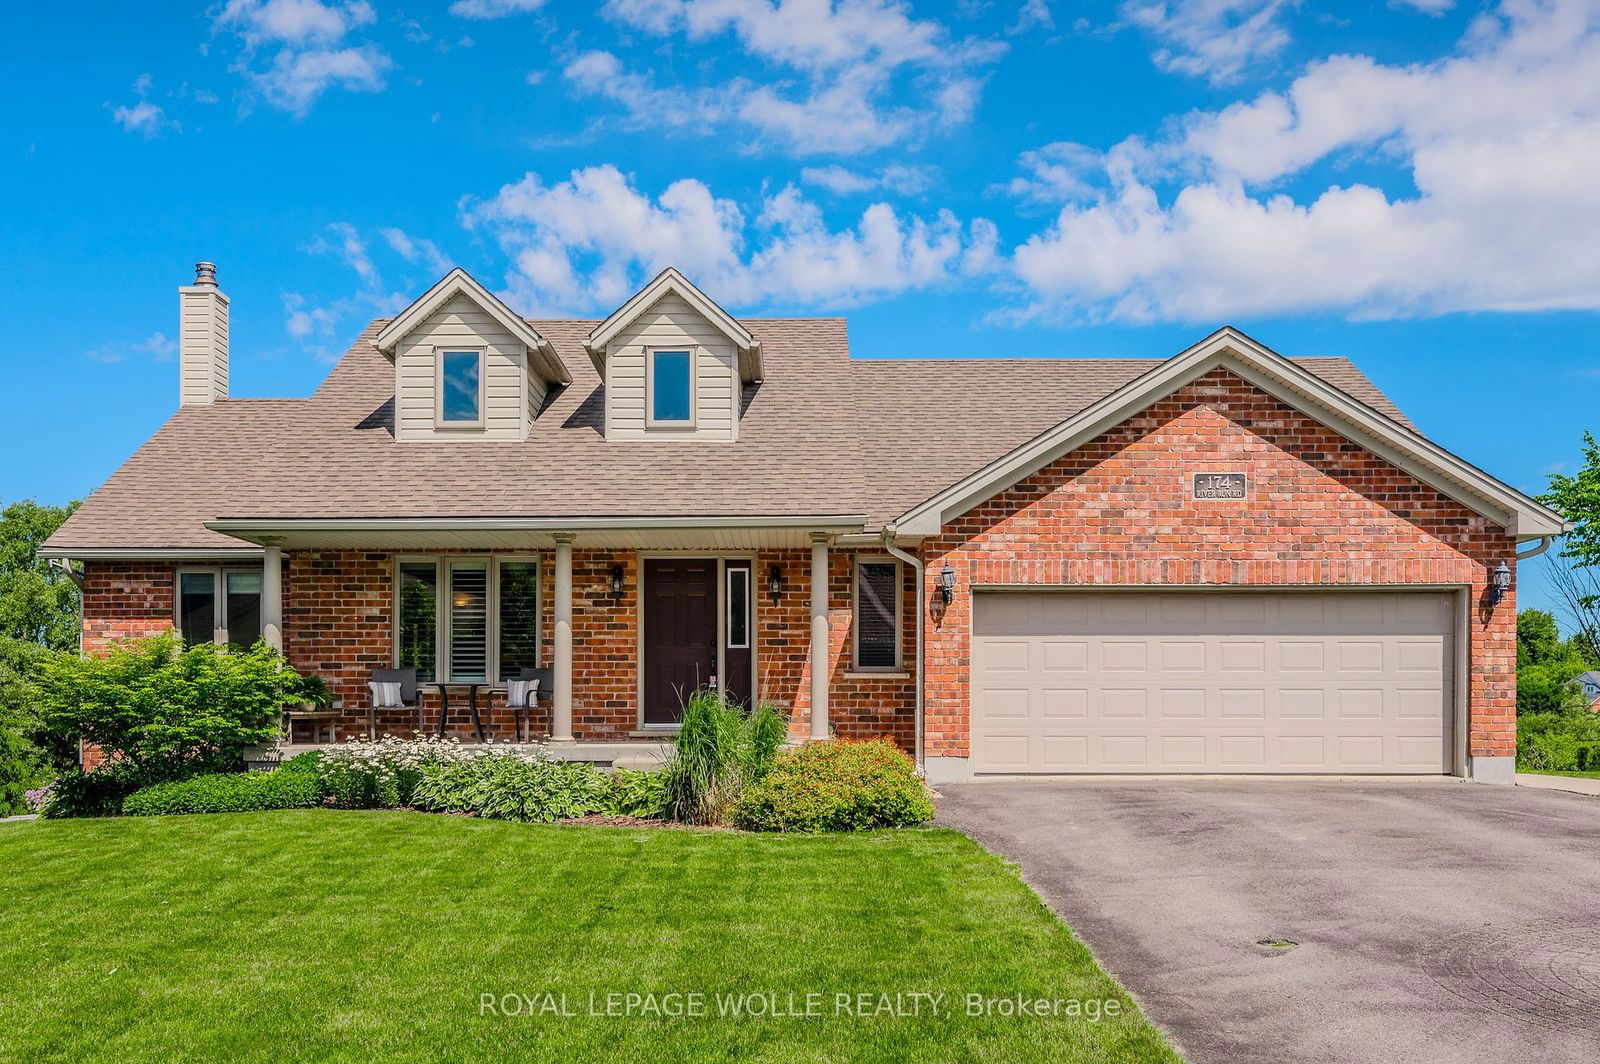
24;785;51;813
731;739;933;833
317;736;549;809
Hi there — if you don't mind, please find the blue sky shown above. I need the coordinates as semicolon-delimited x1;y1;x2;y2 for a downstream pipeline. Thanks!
3;0;1597;616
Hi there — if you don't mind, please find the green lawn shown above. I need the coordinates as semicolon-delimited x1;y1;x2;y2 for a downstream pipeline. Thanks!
1520;767;1600;779
0;811;1177;1063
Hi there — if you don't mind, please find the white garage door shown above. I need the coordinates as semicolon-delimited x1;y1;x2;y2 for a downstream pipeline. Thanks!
971;591;1455;775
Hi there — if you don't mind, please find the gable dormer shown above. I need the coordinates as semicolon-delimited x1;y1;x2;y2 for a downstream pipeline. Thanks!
375;269;569;442
584;268;762;442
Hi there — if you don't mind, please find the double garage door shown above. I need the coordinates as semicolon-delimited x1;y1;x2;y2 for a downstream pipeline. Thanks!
971;591;1455;775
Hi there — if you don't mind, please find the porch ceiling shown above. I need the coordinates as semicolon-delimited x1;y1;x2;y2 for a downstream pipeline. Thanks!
202;515;871;551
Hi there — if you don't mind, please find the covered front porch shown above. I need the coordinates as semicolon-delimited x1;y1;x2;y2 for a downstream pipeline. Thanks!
210;515;921;753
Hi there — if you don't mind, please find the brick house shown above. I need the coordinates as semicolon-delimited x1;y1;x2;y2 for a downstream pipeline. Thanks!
43;263;1566;784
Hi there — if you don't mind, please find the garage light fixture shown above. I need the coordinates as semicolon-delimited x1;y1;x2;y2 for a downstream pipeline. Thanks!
1487;560;1512;606
768;564;784;604
938;564;957;606
610;564;625;603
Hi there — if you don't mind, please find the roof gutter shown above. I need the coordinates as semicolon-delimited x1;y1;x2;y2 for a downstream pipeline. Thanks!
38;546;266;562
1516;535;1557;562
205;514;869;537
880;524;924;773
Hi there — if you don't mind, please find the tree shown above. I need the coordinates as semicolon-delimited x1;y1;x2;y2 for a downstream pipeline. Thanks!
1542;431;1600;606
0;499;80;813
1517;609;1563;668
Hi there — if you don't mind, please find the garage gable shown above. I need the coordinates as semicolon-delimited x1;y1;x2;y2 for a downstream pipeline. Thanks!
895;327;1566;539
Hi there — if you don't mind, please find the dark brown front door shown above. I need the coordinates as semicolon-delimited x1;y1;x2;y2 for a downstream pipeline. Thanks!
642;558;718;725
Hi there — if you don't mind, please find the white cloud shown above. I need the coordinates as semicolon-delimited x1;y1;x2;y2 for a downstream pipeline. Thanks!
112;101;175;137
449;0;545;17
286;223;442;358
461;164;994;314
1394;0;1454;12
1121;0;1295;84
583;0;1006;154
133;333;179;361
212;0;390;115
800;163;936;196
995;141;1106;204
110;74;179;137
214;0;375;46
380;227;451;273
84;332;179;364
1010;0;1055;34
1008;0;1600;323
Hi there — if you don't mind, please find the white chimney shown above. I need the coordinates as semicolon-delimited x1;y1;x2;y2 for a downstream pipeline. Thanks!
179;261;229;405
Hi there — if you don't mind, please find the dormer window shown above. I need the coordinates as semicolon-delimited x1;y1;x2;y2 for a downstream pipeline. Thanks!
438;348;484;427
648;348;694;426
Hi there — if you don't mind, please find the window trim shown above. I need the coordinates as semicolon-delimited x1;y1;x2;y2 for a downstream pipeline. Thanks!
645;346;697;428
851;556;902;672
174;565;264;647
434;345;487;429
726;563;751;650
392;554;542;687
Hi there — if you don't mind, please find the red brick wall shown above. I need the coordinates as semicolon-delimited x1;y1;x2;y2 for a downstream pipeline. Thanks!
758;548;917;749
81;562;174;654
922;368;1518;762
269;547;915;744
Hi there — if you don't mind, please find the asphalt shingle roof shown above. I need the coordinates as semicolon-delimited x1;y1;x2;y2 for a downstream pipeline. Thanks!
45;317;1417;552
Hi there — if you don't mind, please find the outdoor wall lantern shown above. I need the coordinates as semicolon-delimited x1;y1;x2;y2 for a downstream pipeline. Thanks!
1487;560;1512;606
939;564;957;606
610;564;625;603
768;564;784;604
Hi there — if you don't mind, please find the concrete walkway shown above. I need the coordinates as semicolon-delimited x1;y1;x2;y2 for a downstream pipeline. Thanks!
1516;772;1600;796
938;780;1600;1064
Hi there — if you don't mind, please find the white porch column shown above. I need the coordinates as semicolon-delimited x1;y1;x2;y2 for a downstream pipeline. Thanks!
810;533;830;740
262;543;283;652
552;533;575;742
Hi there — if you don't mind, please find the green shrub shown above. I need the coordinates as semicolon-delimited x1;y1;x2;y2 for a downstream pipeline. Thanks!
605;768;668;819
1518;709;1600;771
278;751;324;777
411;754;611;823
663;690;790;825
34;634;300;782
123;769;321;816
732;739;933;833
41;764;146;819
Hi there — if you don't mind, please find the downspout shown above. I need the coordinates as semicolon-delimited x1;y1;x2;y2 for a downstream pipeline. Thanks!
881;526;924;773
1516;536;1555;561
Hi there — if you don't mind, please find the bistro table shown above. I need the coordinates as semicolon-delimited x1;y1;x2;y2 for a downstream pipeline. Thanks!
431;682;488;743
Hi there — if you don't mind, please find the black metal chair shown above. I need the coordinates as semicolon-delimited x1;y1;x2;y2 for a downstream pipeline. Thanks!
505;666;553;743
367;668;422;739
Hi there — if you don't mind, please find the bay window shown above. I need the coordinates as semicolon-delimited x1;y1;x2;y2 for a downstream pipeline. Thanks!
396;556;540;685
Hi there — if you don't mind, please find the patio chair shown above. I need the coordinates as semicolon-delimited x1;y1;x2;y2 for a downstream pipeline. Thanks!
505;666;553;743
367;668;423;739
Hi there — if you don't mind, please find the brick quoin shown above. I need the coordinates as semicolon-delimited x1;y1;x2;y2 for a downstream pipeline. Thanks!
922;368;1518;763
73;369;1518;765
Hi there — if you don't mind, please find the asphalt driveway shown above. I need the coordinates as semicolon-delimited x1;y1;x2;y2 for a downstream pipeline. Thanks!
937;780;1600;1064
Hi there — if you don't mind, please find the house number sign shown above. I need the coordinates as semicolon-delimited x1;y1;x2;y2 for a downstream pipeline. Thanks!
1193;473;1247;500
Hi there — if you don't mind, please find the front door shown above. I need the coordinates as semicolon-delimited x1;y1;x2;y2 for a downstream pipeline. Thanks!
641;558;718;725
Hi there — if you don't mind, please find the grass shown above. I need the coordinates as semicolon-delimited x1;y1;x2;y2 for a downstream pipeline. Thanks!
1519;767;1600;779
0;811;1177;1063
